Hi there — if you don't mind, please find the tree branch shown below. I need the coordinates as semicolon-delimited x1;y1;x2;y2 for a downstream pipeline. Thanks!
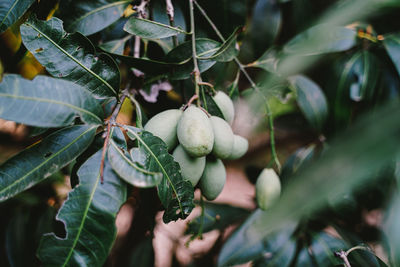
189;0;201;107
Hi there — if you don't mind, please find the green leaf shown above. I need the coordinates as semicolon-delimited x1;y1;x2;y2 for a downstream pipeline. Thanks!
288;75;328;131
108;139;163;188
200;89;224;119
386;195;400;267
311;232;347;266
0;0;35;33
37;149;127;266
110;54;172;76
197;27;241;62
283;24;357;56
281;144;316;181
0;125;96;202
166;38;221;80
383;33;400;77
253;235;296;267
124;127;195;223
128;236;155;267
247;48;281;73
124;17;188;39
61;0;131;36
0;74;104;127
99;35;130;55
20;15;120;98
218;101;400;266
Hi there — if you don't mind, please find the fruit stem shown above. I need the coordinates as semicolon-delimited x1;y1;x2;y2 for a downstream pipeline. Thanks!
193;0;281;172
189;0;201;107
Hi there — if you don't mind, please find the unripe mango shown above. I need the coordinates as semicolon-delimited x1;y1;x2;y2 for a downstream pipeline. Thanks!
210;116;234;159
199;158;226;200
177;106;214;157
213;91;235;124
256;168;281;210
173;145;205;186
144;109;182;150
227;135;249;160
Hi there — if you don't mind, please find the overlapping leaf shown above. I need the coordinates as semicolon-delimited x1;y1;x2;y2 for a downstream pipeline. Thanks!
0;75;104;127
124;17;188;39
61;0;131;36
99;35;131;55
383;33;400;77
0;0;35;33
0;125;96;202
124;127;194;223
37;150;127;266
20;15;120;98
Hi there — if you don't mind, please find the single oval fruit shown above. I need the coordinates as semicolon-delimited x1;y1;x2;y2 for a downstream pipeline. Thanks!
227;135;249;160
213;91;235;124
199;158;226;200
255;168;281;210
210;116;234;159
144;109;182;150
173;145;206;186
177;106;214;157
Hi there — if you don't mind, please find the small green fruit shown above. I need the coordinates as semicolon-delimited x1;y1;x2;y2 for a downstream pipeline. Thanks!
199;158;226;200
210;116;234;159
173;145;205;186
144;109;182;150
177;106;214;157
227;135;249;160
213;91;235;124
255;168;281;210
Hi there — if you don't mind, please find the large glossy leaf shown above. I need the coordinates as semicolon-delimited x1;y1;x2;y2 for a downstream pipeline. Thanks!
283;24;357;56
61;0;131;36
383;33;400;77
20;16;120;98
0;0;35;33
124;17;188;39
124;126;195;223
166;38;221;80
0;125;96;202
37;150;127;266
0;74;104;127
288;75;328;131
218;101;400;266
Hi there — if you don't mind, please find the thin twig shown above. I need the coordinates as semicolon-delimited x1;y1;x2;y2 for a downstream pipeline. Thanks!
189;0;201;107
133;0;150;58
193;0;281;172
166;0;178;47
335;250;352;267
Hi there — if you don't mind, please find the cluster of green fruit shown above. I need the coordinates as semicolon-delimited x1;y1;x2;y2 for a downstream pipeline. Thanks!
144;91;248;200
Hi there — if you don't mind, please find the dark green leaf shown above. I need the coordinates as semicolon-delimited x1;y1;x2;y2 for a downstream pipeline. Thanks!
311;232;347;266
61;0;131;36
288;75;328;131
283;24;357;56
128;236;154;267
186;202;250;234
385;195;400;267
99;35;130;55
124;17;188;39
37;150;127;266
200;90;224;119
124;127;195;223
247;48;281;73
20;15;120;98
281;144;316;181
0;125;96;202
218;100;400;266
110;54;172;76
383;33;400;77
253;236;296;267
198;27;241;62
0;0;35;33
0;74;104;127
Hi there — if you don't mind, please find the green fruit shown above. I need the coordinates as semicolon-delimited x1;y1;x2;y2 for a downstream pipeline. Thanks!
199;158;226;200
173;145;206;186
227;135;249;160
177;106;214;157
144;109;182;150
210;116;234;159
255;168;281;210
213;91;235;124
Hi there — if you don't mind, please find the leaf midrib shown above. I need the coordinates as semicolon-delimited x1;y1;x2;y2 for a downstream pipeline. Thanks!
24;21;118;96
126;17;189;36
0;0;20;28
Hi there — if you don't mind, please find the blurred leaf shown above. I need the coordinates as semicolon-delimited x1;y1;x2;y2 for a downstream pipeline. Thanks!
294;246;315;266
124;127;194;223
198;27;240;62
186;202;250;234
0;75;104;127
218;100;400;266
0;0;35;33
248;48;281;73
99;35;131;55
383;33;400;77
37;150;127;266
20;15;120;98
253;237;296;267
0;125;96;202
288;75;328;131
385;194;400;266
166;38;221;80
311;232;347;266
281;144;316;181
128;236;154;267
60;0;131;36
124;17;188;39
283;24;357;56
